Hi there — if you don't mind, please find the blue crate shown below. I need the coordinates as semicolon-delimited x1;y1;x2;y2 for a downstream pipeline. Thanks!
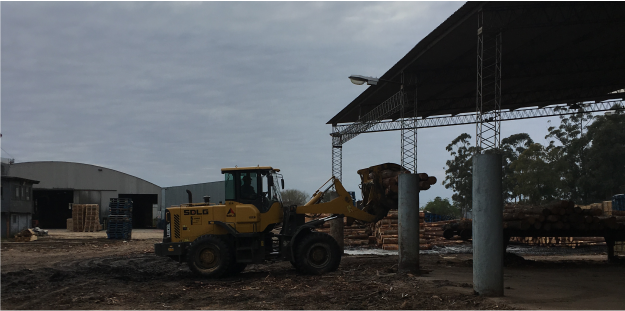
613;194;625;211
109;198;133;204
107;222;132;227
106;198;134;239
109;199;133;209
108;216;132;222
107;232;131;240
107;224;132;230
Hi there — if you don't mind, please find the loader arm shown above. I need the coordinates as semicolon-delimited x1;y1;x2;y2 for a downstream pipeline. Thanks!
295;177;377;223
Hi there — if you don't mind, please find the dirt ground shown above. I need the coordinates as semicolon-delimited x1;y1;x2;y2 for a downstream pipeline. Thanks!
1;229;624;310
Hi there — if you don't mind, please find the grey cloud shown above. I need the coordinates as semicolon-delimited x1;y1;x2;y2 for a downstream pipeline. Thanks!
4;1;509;204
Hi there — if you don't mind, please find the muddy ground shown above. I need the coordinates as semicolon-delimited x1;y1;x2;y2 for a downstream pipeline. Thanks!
1;229;624;310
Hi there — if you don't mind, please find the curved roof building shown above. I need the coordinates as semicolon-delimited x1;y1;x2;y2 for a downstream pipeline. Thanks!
4;161;161;229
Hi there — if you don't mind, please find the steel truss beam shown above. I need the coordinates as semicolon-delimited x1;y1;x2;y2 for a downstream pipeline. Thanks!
331;91;404;146
330;100;622;142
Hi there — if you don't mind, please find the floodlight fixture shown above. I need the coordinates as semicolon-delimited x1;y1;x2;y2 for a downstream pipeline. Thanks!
349;75;379;86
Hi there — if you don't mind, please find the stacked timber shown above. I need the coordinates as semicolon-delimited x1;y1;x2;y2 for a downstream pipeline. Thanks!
509;236;608;247
371;211;465;250
312;216;373;246
311;212;467;250
502;200;625;232
425;220;467;248
578;201;614;216
371;210;430;250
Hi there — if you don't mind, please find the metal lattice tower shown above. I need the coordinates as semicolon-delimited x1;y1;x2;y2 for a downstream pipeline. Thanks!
400;72;418;173
331;125;342;181
476;9;502;152
330;90;404;180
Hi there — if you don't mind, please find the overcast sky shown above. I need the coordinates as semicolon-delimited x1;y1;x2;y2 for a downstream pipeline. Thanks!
2;2;567;206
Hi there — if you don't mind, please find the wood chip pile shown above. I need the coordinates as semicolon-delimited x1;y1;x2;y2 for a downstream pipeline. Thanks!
14;228;38;242
69;204;102;232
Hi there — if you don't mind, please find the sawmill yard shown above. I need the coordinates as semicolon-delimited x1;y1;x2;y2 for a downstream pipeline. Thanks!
1;229;624;310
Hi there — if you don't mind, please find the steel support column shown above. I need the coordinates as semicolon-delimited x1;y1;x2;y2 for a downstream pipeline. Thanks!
472;154;504;296
330;124;344;252
398;173;420;273
473;9;504;297
398;72;420;274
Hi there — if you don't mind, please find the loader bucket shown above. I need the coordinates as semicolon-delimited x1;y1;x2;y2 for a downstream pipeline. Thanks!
357;163;410;222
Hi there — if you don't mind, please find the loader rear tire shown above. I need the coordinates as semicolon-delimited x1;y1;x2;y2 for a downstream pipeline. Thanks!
294;232;341;275
187;235;232;278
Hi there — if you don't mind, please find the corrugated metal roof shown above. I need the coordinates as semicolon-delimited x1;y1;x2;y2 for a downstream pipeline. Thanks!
1;176;40;184
328;2;625;125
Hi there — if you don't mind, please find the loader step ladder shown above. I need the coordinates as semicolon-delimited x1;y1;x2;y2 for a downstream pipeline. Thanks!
234;234;260;263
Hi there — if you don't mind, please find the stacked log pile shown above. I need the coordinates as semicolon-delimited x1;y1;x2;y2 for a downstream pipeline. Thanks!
424;220;467;248
579;201;615;216
370;211;466;250
509;236;607;248
312;210;469;250
371;210;426;250
504;200;625;248
503;200;625;232
311;216;373;246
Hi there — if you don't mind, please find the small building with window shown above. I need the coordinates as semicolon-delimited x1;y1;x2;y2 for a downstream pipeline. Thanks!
1;175;40;238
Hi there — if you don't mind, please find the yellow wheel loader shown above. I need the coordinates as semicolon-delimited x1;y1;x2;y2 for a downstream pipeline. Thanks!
154;166;377;278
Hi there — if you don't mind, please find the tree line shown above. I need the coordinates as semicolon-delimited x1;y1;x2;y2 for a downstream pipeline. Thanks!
440;106;625;216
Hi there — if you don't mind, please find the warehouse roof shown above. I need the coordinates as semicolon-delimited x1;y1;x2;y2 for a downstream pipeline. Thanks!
1;176;40;184
328;2;625;125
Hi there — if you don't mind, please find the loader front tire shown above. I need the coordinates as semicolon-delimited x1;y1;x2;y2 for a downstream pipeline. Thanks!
187;235;232;278
294;232;341;275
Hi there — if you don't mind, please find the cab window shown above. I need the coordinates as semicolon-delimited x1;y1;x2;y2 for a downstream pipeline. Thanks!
239;172;258;200
225;173;235;201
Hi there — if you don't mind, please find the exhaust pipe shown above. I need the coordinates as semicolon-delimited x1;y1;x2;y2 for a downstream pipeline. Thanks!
186;190;192;204
203;196;211;203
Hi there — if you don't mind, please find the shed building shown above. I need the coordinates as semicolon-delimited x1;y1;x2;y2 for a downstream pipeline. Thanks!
1;175;40;238
4;161;161;229
162;181;226;212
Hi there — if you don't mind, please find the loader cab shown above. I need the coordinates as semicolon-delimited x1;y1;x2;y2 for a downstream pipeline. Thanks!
222;167;283;213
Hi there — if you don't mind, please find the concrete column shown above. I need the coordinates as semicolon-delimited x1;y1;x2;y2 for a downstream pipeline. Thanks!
329;218;344;253
398;173;420;273
472;153;504;296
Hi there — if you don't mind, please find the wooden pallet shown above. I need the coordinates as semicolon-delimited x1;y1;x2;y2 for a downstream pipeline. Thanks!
71;204;100;232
